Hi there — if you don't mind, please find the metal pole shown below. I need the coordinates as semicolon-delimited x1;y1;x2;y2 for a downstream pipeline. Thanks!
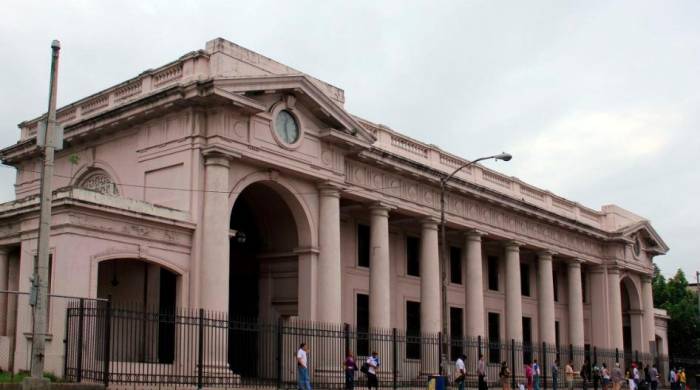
437;154;511;376
198;308;204;389
30;39;61;380
439;180;448;376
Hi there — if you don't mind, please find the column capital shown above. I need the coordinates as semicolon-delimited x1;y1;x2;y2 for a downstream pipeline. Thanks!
202;146;240;166
537;249;556;260
589;264;607;274
465;229;486;242
504;240;521;252
369;202;395;216
318;181;344;197
203;154;233;168
566;258;584;268
607;265;622;275
640;273;653;283
420;216;439;230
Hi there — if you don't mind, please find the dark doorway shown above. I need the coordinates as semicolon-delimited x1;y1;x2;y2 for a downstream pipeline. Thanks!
523;316;533;363
227;182;300;377
450;307;463;360
158;268;176;363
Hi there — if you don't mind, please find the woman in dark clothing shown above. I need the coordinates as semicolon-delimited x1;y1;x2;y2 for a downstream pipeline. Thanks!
344;352;358;390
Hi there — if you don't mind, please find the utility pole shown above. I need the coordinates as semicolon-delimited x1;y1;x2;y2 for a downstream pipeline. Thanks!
696;270;699;316
28;39;61;383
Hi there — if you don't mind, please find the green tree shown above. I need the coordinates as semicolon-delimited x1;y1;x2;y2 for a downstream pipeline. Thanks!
652;266;700;358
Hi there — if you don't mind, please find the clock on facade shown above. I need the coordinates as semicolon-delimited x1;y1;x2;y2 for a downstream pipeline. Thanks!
275;110;300;144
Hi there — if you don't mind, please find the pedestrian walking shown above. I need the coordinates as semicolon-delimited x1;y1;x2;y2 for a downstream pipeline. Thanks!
649;364;659;390
601;363;610;390
551;358;560;390
533;359;541;390
581;360;591;390
611;362;623;390
500;361;512;390
297;343;312;390
344;352;358;390
365;351;380;390
565;360;576;390
678;368;686;390
478;354;488;390
525;363;533;390
455;354;467;390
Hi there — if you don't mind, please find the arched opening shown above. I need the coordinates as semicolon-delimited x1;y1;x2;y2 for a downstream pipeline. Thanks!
97;259;178;363
228;181;302;375
620;277;643;362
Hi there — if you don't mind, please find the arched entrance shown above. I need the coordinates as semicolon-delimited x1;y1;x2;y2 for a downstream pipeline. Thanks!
620;277;643;361
96;259;178;363
228;180;307;375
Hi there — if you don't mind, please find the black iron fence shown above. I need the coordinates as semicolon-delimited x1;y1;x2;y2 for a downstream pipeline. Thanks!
64;300;695;389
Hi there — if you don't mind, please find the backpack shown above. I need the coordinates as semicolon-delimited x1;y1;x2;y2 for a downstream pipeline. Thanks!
360;362;369;374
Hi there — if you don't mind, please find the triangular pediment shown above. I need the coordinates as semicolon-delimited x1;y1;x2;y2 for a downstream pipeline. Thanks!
211;75;376;147
614;220;669;255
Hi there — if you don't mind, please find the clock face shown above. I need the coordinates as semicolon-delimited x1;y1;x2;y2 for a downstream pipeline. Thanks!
275;110;300;144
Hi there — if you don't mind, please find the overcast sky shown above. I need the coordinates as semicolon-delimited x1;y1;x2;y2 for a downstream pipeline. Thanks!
1;1;698;278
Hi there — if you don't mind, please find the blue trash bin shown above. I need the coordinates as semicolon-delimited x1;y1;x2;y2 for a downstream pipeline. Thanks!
428;375;447;390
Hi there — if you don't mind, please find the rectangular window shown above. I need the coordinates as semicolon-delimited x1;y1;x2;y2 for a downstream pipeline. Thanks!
521;263;530;297
488;256;499;291
406;236;420;277
523;317;533;363
357;294;369;356
553;267;559;302
488;312;501;363
450;307;463;360
357;224;370;268
581;272;588;304
406;301;421;359
450;246;462;284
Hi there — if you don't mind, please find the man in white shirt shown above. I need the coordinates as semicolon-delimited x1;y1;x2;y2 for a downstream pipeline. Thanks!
455;354;467;390
297;343;311;390
366;351;380;390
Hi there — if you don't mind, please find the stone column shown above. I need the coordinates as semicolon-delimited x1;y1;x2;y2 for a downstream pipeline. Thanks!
589;266;608;349
420;218;441;334
420;217;440;374
608;267;624;351
0;249;8;336
505;242;523;341
537;251;556;344
464;231;485;338
199;154;231;312
369;203;392;330
317;183;342;324
641;275;656;353
567;260;585;348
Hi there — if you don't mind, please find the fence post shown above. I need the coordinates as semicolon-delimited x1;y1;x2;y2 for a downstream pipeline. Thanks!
277;317;283;390
543;341;547;390
103;296;112;387
511;339;516;390
593;346;597;367
76;298;85;383
567;343;573;364
62;304;70;380
615;348;619;364
393;328;398;390
438;332;442;372
478;335;482;358
197;308;204;390
344;323;350;389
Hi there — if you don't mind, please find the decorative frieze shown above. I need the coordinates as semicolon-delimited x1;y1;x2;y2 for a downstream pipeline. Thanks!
344;160;604;257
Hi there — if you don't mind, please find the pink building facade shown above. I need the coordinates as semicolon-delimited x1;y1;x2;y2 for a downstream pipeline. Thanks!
0;38;669;376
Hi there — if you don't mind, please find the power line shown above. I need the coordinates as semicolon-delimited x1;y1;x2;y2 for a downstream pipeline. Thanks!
0;163;404;196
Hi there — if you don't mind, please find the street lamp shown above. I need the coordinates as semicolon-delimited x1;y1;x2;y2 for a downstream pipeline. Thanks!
439;152;512;375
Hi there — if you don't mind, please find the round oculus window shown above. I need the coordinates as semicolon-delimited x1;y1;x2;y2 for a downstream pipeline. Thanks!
275;110;300;144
